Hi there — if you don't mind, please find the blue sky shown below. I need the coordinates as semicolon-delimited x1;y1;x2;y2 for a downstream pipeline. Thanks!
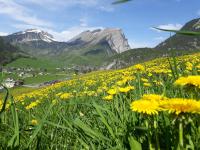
0;0;199;48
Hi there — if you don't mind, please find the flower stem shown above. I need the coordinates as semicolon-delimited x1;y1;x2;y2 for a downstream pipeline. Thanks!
179;119;184;150
154;119;160;150
137;72;142;96
145;120;153;150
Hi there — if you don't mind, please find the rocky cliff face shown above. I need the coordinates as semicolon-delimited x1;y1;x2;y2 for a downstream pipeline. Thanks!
67;28;131;53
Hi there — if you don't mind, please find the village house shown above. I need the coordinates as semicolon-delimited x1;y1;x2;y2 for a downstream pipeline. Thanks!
18;72;34;78
2;78;16;88
2;78;24;88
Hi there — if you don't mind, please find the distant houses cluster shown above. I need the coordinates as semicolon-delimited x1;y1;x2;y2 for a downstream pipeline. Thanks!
0;65;100;89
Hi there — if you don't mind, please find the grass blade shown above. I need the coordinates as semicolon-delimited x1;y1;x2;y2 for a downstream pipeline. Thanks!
153;27;200;36
112;0;132;5
0;85;9;115
26;104;54;148
128;136;142;150
93;102;115;139
8;96;20;148
74;118;109;141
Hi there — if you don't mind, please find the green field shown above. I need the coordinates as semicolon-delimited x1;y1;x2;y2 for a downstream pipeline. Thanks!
6;57;62;70
0;86;37;100
23;74;67;84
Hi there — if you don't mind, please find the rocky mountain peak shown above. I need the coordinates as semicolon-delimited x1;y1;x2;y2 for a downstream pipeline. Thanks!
9;29;55;43
68;28;131;53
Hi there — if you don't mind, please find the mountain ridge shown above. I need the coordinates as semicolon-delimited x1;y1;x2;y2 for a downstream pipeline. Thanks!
2;18;200;69
3;28;131;56
155;18;200;51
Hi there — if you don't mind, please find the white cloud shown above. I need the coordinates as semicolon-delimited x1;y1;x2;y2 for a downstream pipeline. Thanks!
17;0;114;12
13;21;103;42
152;23;183;32
0;0;113;41
12;10;103;42
0;0;52;27
0;0;114;39
51;26;104;41
0;32;8;36
19;0;98;7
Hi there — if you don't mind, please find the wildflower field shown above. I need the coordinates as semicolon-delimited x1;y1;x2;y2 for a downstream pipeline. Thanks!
1;52;200;149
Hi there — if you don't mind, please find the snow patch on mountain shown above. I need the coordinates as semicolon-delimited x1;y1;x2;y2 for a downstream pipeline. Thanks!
11;29;56;43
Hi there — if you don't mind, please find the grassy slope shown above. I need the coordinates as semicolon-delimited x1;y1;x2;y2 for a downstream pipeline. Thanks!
8;47;200;71
0;86;38;100
0;37;27;65
23;74;67;84
1;52;200;149
59;42;115;66
6;57;61;70
112;48;200;66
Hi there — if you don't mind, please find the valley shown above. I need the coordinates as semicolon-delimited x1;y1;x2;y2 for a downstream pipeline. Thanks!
2;17;200;88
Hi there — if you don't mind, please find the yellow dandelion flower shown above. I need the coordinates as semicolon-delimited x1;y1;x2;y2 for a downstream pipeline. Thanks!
148;73;153;77
52;99;58;105
97;88;103;93
143;82;151;87
56;92;62;97
174;76;200;88
103;95;113;100
31;119;38;125
107;88;118;95
142;94;166;102
116;80;125;86
130;100;159;115
60;93;73;100
186;62;193;71
133;64;145;72
25;101;38;110
168;74;173;77
141;78;148;82
160;98;200;115
153;80;163;86
119;86;135;93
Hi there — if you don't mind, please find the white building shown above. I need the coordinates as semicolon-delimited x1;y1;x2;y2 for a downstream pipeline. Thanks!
2;78;16;88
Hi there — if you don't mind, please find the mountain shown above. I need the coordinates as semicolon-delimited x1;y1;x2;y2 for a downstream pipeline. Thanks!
106;18;200;69
155;18;200;51
0;37;26;65
3;29;68;56
107;47;200;69
5;29;55;43
2;28;131;67
4;28;130;57
67;28;130;53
